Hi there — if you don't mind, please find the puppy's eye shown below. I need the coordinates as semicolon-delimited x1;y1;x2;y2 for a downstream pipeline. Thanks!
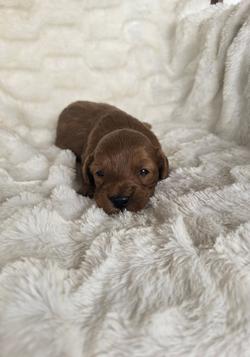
139;168;149;177
96;170;104;177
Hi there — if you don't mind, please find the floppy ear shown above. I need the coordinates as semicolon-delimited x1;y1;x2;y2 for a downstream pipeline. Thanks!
80;153;95;197
157;149;169;180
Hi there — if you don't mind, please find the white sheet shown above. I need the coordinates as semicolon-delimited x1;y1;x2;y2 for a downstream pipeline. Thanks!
0;0;250;356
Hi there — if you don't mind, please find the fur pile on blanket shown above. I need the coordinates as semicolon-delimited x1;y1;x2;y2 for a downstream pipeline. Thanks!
0;0;250;356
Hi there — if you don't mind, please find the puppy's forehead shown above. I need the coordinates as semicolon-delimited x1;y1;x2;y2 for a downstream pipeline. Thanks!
94;145;150;166
92;129;158;173
94;148;156;175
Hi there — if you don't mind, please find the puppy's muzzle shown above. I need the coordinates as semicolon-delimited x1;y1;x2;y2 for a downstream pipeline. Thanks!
110;196;129;209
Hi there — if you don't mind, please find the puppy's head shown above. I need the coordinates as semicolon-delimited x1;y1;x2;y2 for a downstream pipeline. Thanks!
82;129;168;214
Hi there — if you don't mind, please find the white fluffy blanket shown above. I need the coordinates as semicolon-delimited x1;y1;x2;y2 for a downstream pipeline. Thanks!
1;0;250;356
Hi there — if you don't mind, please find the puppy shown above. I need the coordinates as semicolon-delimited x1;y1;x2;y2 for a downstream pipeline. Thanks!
56;101;169;214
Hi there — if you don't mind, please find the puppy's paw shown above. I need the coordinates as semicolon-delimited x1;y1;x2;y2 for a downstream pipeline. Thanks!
77;185;94;198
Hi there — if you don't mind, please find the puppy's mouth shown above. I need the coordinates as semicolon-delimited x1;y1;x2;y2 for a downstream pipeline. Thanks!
94;188;152;215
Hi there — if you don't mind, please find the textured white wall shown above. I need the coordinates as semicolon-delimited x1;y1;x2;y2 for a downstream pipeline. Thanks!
0;0;248;146
0;0;179;129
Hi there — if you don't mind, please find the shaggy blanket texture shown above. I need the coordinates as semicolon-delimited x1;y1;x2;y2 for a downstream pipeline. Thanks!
0;0;250;356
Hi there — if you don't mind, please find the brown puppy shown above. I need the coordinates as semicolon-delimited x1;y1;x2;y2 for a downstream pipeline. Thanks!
56;101;169;214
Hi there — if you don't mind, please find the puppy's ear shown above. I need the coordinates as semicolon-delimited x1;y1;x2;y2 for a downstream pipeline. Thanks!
157;149;169;180
80;153;95;197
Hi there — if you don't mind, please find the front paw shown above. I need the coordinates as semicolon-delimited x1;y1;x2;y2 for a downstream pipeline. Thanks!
77;185;94;198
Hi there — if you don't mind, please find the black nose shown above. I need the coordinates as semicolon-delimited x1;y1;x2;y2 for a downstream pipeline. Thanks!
110;196;129;209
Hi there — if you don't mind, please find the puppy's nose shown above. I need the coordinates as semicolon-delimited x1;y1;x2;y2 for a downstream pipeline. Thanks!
110;196;129;209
